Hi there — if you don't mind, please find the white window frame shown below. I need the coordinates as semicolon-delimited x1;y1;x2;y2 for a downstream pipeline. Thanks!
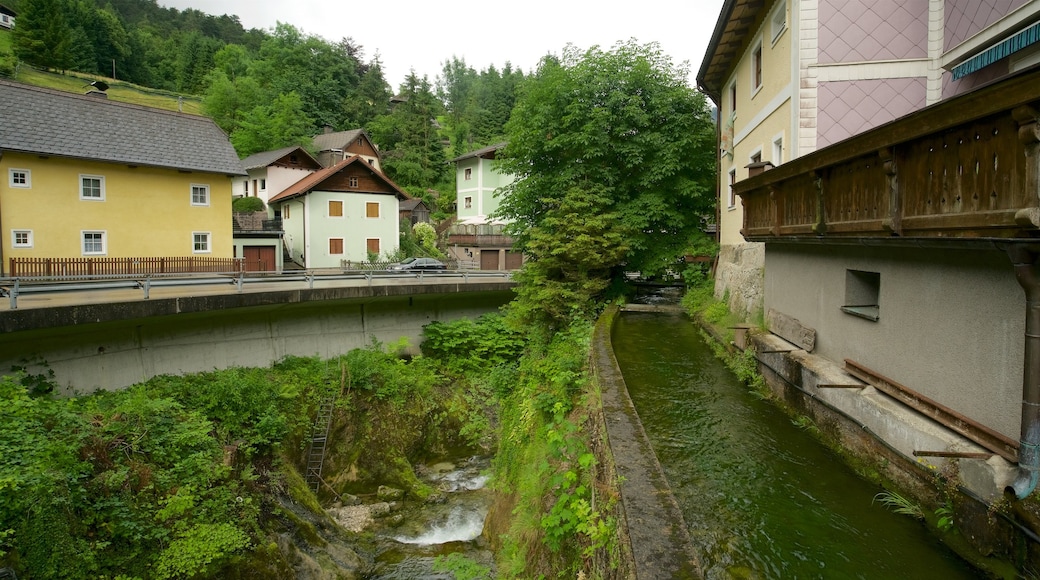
12;229;33;248
729;82;737;116
770;0;787;45
191;184;210;206
328;199;345;218
80;174;105;201
9;168;30;188
464;168;473;181
464;196;473;209
727;169;737;209
772;134;784;165
749;147;763;169
750;39;764;96
192;231;211;254
82;230;106;255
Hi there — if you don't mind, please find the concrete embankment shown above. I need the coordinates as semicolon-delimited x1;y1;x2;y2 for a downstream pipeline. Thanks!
590;306;701;579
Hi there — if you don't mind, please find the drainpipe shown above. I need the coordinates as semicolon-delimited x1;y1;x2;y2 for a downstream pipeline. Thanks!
1008;244;1040;499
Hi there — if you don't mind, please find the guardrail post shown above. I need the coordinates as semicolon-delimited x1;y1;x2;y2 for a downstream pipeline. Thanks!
307;272;314;289
419;270;424;283
10;279;17;310
236;271;243;293
143;276;151;300
464;271;468;283
366;272;372;286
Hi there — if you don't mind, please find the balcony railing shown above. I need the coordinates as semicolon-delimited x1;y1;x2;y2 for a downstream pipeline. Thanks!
233;213;283;233
447;223;514;247
737;66;1040;243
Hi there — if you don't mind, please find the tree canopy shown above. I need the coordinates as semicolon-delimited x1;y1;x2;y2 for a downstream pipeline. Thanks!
496;41;717;325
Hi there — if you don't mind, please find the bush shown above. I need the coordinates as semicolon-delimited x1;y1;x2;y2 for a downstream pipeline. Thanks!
232;197;266;213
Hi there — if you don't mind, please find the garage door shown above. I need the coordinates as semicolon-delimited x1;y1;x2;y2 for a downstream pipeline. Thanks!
243;246;276;271
505;251;523;270
480;251;500;270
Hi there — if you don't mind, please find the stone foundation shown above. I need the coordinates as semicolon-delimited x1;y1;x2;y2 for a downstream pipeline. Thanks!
714;242;764;321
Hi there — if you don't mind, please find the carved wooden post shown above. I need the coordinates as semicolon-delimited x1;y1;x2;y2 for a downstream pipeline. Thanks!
1014;105;1040;229
811;171;826;235
880;147;902;236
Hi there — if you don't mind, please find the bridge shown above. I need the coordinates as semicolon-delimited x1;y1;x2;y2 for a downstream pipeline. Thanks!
0;271;516;394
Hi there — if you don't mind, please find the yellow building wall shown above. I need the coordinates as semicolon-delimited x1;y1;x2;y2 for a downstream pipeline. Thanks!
2;153;234;264
718;0;794;247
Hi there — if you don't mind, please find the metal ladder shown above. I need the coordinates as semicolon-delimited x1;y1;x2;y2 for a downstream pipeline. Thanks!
305;394;336;492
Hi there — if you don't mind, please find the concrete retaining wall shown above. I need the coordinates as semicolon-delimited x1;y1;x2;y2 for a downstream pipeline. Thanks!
0;289;513;394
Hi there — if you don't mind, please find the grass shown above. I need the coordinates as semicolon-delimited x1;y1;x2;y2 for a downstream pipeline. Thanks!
0;30;203;116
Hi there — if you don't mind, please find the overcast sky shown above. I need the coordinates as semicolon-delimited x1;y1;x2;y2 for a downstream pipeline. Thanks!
159;0;726;92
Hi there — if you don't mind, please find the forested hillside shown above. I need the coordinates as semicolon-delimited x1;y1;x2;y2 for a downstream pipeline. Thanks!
0;0;524;196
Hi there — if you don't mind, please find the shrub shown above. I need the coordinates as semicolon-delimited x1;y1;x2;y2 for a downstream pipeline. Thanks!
232;197;266;213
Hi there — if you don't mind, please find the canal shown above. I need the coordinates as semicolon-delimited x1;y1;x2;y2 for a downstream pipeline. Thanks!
612;310;981;579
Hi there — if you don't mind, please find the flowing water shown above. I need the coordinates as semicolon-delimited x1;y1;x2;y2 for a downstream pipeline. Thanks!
366;456;495;579
612;309;982;579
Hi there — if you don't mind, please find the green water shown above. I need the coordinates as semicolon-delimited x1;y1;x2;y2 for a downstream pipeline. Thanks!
612;312;981;579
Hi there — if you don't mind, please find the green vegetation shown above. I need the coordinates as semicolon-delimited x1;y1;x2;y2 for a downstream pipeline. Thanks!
0;337;499;578
497;40;717;325
231;196;265;213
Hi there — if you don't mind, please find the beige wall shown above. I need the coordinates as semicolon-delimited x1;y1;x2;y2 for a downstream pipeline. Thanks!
764;243;1024;439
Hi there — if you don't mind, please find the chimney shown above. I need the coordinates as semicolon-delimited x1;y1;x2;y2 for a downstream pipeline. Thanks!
324;124;334;134
746;160;774;178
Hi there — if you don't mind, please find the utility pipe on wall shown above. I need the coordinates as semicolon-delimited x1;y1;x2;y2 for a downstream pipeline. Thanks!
1008;244;1040;499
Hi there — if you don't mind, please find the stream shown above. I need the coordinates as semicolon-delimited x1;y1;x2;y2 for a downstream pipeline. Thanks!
612;306;981;578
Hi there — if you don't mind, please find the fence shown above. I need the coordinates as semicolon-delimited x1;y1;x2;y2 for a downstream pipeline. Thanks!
9;256;246;278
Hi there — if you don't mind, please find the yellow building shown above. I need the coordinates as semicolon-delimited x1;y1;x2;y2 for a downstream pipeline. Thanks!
0;79;244;275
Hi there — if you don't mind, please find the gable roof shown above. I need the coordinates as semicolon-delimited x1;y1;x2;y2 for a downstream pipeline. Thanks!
0;79;244;175
239;145;321;171
268;155;409;204
450;142;508;163
0;4;14;17
399;198;428;211
312;128;369;152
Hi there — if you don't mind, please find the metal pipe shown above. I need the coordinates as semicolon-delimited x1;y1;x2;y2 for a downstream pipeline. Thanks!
1008;244;1040;499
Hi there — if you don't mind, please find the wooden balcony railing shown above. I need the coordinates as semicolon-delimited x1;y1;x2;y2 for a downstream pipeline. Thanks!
737;66;1040;242
9;256;246;277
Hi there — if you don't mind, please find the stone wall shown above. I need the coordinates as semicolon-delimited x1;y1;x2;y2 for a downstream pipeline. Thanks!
714;241;764;322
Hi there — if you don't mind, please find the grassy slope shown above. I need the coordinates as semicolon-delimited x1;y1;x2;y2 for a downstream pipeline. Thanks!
0;28;203;115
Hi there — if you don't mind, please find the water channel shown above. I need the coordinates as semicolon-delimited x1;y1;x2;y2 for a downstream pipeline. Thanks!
612;309;981;579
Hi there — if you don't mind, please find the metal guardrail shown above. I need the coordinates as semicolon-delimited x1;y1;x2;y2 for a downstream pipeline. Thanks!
0;269;513;310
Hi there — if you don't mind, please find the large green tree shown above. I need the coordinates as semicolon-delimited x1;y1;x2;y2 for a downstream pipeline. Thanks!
497;41;716;325
12;0;76;71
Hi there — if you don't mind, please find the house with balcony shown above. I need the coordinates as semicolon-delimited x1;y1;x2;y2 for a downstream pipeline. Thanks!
268;155;408;268
0;4;15;29
699;0;1040;319
447;143;523;270
234;145;322;207
700;0;1040;569
0;79;244;276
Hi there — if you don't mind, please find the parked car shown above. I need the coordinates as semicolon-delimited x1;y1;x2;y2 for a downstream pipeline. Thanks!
387;257;447;271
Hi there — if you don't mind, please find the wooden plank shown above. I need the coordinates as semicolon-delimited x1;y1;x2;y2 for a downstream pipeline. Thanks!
845;359;1018;462
765;308;816;352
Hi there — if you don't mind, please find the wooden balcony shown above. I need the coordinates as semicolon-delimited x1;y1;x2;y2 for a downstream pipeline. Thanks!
737;66;1040;244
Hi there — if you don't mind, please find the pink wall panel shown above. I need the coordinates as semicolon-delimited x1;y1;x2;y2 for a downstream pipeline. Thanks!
945;0;1029;51
819;0;929;64
817;78;927;148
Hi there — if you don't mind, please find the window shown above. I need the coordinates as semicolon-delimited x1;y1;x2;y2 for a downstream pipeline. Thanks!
730;82;737;115
12;230;32;248
329;238;344;255
80;175;105;200
252;179;258;194
82;231;106;255
773;135;784;165
464;168;472;181
328;200;344;217
366;202;380;218
243;181;249;195
771;1;787;43
192;232;211;253
9;169;30;188
260;179;266;191
751;43;763;92
842;270;881;321
464;196;473;209
750;150;762;165
191;184;209;206
349;176;359;188
283;204;290;219
728;169;737;208
367;238;380;254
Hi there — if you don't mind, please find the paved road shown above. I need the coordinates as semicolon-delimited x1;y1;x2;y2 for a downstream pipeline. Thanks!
0;272;511;312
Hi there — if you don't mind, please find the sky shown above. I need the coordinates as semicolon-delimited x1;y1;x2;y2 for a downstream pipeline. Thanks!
159;0;726;92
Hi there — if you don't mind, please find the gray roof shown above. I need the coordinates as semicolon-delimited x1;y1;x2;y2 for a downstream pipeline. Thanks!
312;128;365;151
239;145;318;170
0;79;245;175
450;142;507;163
